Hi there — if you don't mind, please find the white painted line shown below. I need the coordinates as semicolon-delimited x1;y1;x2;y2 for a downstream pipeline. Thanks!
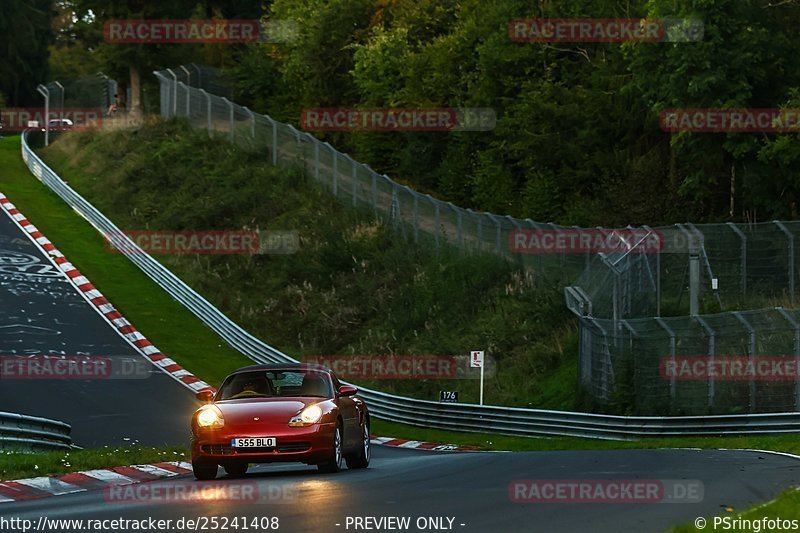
397;440;424;449
130;464;179;477
15;477;84;495
80;470;136;485
719;448;800;461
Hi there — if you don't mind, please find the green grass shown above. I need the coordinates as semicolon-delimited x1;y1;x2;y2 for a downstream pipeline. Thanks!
0;134;253;388
372;418;800;454
33;122;581;409
667;488;800;531
0;446;188;482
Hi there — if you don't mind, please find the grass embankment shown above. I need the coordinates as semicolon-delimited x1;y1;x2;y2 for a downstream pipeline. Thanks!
0;447;187;482
0;134;253;388
34;121;579;409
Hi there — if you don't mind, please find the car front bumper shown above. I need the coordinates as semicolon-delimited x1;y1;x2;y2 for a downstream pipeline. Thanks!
191;422;336;465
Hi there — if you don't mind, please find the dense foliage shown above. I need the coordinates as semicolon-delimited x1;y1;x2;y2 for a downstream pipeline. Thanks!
226;0;800;226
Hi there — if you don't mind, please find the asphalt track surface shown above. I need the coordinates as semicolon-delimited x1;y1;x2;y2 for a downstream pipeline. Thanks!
1;446;800;532
0;207;197;447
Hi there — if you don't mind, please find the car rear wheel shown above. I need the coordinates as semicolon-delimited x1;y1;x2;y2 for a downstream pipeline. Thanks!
223;462;248;478
192;461;218;480
318;423;343;473
345;420;370;469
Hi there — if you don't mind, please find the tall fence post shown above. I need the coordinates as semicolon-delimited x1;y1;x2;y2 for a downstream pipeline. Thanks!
777;308;800;411
167;68;178;117
433;198;440;252
221;97;234;143
727;222;747;300
200;89;211;137
184;83;190;118
412;193;419;242
351;159;358;207
272;118;278;165
775;220;794;307
244;106;255;140
655;318;676;408
35;85;50;147
371;172;378;217
733;311;756;412
314;140;320;181
330;145;338;196
695;316;715;410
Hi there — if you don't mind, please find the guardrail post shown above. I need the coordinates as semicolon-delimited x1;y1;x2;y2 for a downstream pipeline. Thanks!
733;311;757;412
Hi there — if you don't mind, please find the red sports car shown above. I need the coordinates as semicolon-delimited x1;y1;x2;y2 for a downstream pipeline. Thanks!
191;363;370;480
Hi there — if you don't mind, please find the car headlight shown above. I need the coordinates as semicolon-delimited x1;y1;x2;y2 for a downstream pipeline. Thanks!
289;404;323;427
196;405;224;429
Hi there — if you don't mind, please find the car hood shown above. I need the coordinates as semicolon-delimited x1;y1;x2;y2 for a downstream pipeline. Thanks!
213;397;324;424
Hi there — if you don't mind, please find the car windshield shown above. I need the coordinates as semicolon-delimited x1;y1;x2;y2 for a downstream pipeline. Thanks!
217;370;333;400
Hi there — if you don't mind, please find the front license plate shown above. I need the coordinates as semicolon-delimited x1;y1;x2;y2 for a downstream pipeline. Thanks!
232;437;276;448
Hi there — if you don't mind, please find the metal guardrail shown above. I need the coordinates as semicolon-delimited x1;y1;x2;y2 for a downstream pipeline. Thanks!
0;411;72;452
19;131;800;440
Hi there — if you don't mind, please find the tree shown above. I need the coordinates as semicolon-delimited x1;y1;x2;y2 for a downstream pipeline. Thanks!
0;0;53;106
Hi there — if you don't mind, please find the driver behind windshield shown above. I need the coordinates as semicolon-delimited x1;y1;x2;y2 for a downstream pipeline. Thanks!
225;374;273;399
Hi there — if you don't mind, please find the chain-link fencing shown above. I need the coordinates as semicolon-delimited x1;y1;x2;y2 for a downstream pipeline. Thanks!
153;65;800;415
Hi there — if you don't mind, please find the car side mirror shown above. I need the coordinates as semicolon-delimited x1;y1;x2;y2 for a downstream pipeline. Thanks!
196;390;215;403
338;385;358;397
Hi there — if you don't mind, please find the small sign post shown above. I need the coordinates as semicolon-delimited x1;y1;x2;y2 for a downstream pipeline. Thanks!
439;391;458;403
470;350;485;405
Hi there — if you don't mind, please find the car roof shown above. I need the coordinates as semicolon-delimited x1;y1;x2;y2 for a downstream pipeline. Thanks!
230;363;333;375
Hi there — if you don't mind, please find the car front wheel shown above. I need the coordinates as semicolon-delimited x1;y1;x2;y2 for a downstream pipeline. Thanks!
223;462;248;478
345;420;370;469
192;461;218;480
318;423;343;473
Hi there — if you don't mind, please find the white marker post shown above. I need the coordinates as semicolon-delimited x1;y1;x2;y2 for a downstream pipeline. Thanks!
470;350;485;405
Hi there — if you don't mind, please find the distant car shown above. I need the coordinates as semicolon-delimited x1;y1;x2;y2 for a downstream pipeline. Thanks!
191;363;370;480
44;118;73;132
